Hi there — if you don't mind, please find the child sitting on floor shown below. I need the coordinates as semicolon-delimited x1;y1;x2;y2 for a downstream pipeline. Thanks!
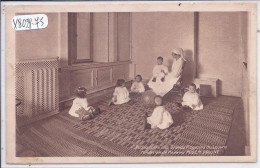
69;87;100;120
109;79;130;106
178;83;203;110
144;96;173;130
130;74;145;93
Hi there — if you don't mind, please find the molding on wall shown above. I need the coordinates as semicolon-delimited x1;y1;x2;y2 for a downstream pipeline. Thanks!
221;90;242;97
16;58;58;64
61;60;131;72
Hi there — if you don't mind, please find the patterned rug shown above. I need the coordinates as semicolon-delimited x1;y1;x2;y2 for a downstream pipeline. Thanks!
16;91;239;157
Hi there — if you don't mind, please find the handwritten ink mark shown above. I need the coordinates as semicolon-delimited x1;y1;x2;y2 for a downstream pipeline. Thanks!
34;17;44;29
13;18;32;30
12;14;48;31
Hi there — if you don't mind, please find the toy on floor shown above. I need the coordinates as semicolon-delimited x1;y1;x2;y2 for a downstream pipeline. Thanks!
141;90;157;108
75;106;101;121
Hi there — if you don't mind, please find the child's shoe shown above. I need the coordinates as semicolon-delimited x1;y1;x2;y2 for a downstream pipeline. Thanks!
182;106;191;111
81;114;92;121
93;107;101;115
143;112;151;130
144;123;151;130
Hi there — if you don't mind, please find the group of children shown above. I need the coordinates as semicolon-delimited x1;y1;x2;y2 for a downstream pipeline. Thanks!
69;75;146;121
143;82;203;130
108;75;145;106
69;51;203;130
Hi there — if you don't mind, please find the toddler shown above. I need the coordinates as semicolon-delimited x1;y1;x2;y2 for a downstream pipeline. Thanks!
109;79;130;105
130;74;145;93
144;96;173;130
69;87;100;120
151;56;168;83
178;83;203;110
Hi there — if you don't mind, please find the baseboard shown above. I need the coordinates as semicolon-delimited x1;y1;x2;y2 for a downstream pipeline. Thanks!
221;90;242;97
17;110;59;128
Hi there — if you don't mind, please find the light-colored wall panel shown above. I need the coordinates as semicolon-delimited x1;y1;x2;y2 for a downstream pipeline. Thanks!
92;13;109;62
131;12;195;86
108;13;118;62
198;12;242;96
16;13;59;61
118;13;131;62
77;13;91;60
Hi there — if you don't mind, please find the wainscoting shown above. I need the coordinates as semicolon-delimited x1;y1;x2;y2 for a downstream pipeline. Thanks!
59;61;131;109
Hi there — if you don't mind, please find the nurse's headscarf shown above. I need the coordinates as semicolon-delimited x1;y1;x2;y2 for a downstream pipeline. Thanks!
172;48;186;61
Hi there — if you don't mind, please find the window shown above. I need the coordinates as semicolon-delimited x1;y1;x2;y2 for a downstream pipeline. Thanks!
68;12;131;65
68;13;93;64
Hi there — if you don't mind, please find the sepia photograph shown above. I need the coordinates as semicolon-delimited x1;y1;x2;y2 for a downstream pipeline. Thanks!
2;1;257;164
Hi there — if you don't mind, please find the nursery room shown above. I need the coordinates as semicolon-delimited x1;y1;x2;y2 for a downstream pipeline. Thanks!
15;11;251;157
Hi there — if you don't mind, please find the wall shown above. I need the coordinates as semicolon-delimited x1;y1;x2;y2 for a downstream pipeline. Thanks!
240;12;250;155
77;13;91;60
117;13;131;61
59;12;131;102
16;12;246;99
16;13;59;61
130;12;195;86
197;12;242;96
15;12;131;104
15;13;69;102
92;13;109;62
108;13;118;62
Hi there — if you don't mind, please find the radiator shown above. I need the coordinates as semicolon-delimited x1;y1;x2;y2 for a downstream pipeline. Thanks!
16;59;59;126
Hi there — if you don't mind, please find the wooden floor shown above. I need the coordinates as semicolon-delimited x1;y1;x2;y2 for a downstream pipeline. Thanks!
16;92;246;157
224;97;247;156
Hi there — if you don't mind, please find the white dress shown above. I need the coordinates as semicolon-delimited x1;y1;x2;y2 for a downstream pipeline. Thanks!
69;97;90;117
147;106;174;129
152;64;169;79
147;64;169;89
131;81;145;93
182;91;203;110
148;58;185;96
113;86;130;104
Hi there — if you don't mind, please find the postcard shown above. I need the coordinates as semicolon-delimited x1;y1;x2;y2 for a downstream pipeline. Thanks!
2;1;257;164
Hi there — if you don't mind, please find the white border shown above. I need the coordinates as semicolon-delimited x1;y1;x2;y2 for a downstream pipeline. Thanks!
1;1;259;167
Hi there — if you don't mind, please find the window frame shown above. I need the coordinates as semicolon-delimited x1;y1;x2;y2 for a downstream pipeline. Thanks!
68;12;93;65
